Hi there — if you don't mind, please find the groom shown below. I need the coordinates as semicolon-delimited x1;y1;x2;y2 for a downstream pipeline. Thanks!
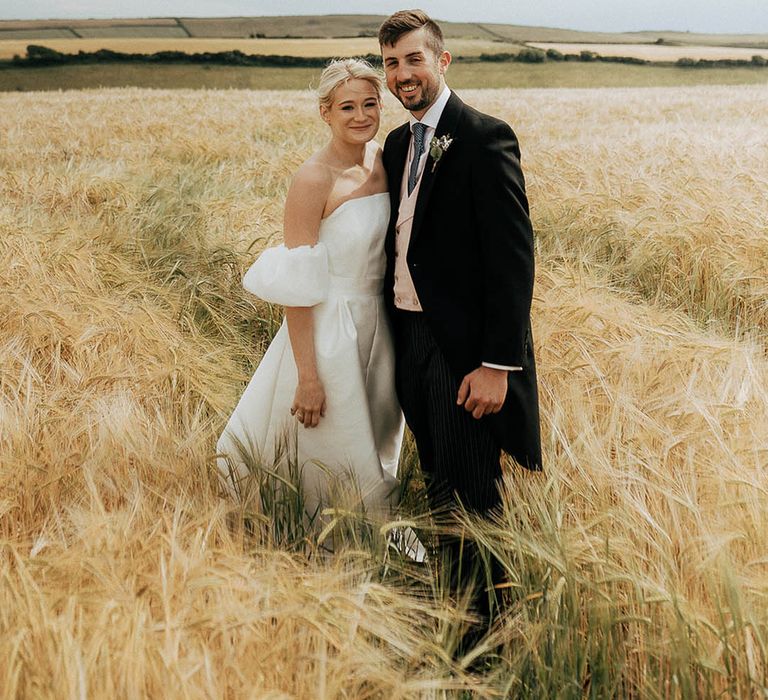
379;10;542;627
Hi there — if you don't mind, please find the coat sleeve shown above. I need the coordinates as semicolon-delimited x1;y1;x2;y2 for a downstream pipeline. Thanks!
470;119;535;368
242;243;330;307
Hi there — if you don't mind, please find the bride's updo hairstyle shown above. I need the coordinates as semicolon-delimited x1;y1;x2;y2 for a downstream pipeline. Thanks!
317;58;384;109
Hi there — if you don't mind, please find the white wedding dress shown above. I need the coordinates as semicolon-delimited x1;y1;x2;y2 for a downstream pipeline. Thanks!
216;192;406;521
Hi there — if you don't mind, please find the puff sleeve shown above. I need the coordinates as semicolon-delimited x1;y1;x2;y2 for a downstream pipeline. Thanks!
242;243;330;307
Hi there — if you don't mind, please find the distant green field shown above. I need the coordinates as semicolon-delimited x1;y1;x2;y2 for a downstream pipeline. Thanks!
3;61;768;92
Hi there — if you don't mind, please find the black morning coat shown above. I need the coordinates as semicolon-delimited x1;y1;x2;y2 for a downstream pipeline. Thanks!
382;90;543;470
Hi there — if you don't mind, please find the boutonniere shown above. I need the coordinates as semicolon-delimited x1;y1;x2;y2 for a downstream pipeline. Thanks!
429;134;454;172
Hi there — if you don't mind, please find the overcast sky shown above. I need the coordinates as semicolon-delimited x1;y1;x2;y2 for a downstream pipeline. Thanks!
2;0;767;35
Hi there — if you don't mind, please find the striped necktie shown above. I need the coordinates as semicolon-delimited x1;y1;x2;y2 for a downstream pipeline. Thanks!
407;122;427;195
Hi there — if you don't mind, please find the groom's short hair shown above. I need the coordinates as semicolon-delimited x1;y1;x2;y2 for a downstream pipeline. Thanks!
378;10;444;57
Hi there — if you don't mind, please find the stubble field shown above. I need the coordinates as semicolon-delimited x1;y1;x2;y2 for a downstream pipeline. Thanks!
1;83;767;697
0;37;518;60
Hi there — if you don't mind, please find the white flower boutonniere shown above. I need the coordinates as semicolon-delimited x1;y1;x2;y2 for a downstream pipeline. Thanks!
429;134;454;172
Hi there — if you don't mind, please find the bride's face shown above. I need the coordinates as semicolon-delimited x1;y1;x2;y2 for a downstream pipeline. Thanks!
321;78;381;145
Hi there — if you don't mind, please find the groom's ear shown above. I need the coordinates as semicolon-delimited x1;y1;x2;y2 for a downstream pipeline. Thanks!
439;50;452;75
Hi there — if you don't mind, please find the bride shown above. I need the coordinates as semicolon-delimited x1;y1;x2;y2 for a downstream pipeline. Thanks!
217;59;407;529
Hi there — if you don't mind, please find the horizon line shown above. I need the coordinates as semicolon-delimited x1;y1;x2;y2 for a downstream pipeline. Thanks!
0;14;747;37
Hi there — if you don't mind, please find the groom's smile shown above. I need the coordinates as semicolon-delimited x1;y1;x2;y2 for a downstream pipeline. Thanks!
397;81;422;105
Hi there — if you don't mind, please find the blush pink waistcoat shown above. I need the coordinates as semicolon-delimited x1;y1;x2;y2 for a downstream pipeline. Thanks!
393;157;424;311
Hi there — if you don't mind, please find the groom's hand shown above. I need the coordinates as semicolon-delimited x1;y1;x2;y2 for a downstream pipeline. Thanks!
457;366;508;419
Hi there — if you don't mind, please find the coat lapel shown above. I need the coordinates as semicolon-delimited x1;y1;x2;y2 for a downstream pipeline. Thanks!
387;123;410;206
410;91;464;243
384;123;411;274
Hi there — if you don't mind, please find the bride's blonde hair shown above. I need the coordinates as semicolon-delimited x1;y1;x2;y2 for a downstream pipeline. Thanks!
317;58;384;108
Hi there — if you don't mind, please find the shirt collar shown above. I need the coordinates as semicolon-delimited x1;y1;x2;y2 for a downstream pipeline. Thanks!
409;84;451;133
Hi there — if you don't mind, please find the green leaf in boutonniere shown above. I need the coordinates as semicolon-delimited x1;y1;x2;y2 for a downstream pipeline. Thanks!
429;134;454;172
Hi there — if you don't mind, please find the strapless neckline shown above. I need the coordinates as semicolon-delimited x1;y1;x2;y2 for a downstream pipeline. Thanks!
322;192;388;222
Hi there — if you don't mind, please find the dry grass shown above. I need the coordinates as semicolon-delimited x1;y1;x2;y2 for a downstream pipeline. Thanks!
1;85;767;697
530;42;768;62
510;84;768;338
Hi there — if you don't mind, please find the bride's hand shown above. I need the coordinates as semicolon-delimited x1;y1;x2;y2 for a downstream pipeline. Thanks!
290;378;327;428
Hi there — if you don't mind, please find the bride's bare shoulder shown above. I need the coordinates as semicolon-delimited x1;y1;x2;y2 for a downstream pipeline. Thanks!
290;155;333;196
283;157;334;242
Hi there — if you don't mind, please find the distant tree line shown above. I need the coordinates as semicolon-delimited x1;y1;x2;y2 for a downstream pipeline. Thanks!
475;48;648;65
676;55;768;67
8;45;340;67
4;44;767;70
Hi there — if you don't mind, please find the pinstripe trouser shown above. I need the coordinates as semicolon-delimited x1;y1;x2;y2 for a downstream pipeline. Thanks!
395;310;504;628
395;310;503;513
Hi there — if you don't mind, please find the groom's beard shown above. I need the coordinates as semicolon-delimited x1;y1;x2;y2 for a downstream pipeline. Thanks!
396;80;439;113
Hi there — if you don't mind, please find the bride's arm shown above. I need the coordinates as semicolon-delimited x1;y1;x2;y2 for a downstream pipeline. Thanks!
283;163;332;428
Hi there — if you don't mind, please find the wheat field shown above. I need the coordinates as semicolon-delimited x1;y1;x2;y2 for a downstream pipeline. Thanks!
1;84;767;698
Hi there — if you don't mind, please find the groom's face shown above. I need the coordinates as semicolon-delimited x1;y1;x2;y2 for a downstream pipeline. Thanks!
381;27;450;119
